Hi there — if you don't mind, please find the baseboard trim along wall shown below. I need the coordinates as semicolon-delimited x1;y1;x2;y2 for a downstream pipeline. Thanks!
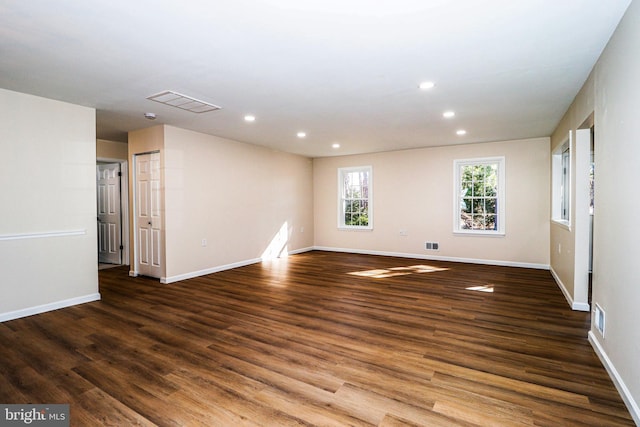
313;246;550;270
0;293;101;323
162;258;262;284
161;246;315;284
589;331;640;425
550;266;590;312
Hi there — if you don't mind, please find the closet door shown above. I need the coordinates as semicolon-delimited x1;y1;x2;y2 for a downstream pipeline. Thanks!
135;152;162;278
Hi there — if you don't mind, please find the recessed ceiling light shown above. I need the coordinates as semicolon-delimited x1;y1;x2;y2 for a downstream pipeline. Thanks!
419;81;435;90
244;115;256;122
297;132;307;138
332;143;340;149
456;129;467;136
443;111;455;118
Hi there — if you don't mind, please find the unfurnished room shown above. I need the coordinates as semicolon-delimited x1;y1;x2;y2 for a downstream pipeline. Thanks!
1;1;639;425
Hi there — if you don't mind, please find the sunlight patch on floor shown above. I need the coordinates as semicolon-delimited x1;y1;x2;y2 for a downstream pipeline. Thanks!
348;264;449;279
465;285;495;293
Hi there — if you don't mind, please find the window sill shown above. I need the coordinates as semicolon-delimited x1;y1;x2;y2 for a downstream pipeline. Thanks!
551;219;571;231
453;230;505;237
338;226;373;232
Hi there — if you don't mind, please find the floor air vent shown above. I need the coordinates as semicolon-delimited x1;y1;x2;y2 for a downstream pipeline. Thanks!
425;242;439;251
594;303;605;337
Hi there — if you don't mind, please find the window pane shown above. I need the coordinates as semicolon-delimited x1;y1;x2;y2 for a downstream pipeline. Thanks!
479;181;486;197
462;166;473;182
460;212;472;229
485;198;496;214
561;149;570;220
455;158;503;234
472;199;484;214
339;166;372;228
460;182;471;197
461;198;472;214
473;215;485;230
344;185;353;199
471;165;483;181
485;214;497;230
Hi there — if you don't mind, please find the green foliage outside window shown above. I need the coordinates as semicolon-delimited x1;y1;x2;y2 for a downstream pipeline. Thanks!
460;164;498;230
342;169;370;227
344;199;369;226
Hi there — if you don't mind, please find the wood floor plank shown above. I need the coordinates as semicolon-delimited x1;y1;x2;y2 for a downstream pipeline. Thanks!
0;251;634;426
252;386;372;427
332;383;439;426
432;398;534;426
74;388;156;427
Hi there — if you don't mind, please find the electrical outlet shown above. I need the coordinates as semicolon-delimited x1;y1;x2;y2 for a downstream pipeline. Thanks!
201;239;207;247
399;229;408;236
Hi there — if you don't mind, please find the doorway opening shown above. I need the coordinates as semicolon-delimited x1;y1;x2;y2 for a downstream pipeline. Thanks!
588;125;595;304
574;116;594;311
96;159;129;269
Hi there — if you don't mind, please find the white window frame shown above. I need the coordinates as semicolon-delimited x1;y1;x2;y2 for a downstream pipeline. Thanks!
552;134;571;228
453;156;505;235
338;165;373;230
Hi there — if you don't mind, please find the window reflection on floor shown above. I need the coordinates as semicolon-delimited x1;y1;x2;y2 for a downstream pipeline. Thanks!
465;284;494;293
348;264;449;279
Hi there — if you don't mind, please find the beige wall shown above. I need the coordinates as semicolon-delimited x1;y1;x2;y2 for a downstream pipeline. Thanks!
97;138;128;160
0;88;99;320
550;1;640;421
128;125;314;282
550;68;596;310
314;137;550;267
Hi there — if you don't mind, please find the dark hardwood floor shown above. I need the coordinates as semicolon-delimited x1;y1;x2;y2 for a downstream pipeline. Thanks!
0;251;634;426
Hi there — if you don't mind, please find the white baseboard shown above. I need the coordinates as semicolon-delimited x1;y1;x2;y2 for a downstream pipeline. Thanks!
162;258;262;284
0;293;101;323
312;246;550;270
550;266;590;312
287;246;314;256
589;331;640;425
144;245;544;285
161;247;315;284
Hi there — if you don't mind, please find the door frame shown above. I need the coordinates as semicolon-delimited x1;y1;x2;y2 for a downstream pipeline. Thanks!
130;151;163;280
573;120;593;311
97;157;130;266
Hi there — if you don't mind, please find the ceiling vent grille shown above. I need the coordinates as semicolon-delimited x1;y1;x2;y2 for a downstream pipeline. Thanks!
146;90;221;113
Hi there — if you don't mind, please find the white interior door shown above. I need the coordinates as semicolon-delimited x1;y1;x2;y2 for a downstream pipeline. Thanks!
97;163;122;264
135;152;162;278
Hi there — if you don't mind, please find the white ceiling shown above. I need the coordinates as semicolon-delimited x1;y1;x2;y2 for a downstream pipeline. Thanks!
0;0;632;157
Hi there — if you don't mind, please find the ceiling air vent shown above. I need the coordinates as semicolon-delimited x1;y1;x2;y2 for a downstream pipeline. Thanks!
146;90;221;113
